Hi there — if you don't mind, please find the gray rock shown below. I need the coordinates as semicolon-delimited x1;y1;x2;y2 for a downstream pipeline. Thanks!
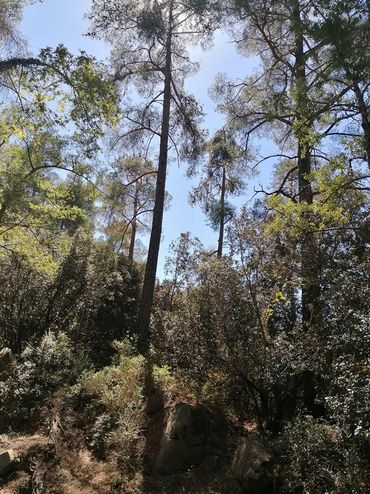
231;435;275;494
155;403;209;474
0;348;14;372
0;450;15;476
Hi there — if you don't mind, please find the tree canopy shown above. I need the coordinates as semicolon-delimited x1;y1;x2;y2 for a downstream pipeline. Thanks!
0;2;368;493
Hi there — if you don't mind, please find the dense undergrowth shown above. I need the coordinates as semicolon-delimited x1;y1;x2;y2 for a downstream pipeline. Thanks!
0;222;369;493
0;245;369;493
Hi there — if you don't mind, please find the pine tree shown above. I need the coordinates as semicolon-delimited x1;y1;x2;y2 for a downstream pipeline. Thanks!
89;0;220;352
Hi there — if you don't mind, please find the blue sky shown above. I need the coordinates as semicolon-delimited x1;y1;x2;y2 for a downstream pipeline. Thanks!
21;0;271;277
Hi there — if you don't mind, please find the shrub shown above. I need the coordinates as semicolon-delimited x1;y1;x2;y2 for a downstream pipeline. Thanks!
0;253;52;351
0;331;83;430
277;416;370;494
70;246;140;366
0;233;140;365
70;340;179;480
153;257;325;429
325;314;370;444
71;341;146;474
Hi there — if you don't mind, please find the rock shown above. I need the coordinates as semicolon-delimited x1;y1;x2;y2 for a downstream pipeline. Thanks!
155;403;210;474
0;450;15;476
231;435;275;494
0;348;14;373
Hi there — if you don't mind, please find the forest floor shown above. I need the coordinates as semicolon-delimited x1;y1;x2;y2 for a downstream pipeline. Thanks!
0;431;231;494
0;428;118;494
0;393;234;494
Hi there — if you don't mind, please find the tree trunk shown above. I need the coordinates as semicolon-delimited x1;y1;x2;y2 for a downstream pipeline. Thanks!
217;165;226;258
128;181;138;263
352;80;370;170
0;192;12;225
293;0;321;329
137;0;174;355
299;150;321;328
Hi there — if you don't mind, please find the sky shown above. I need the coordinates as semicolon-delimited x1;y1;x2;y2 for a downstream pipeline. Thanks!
21;0;271;278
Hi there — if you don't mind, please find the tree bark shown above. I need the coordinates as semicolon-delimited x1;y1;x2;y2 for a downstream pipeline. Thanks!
352;80;370;170
128;181;138;263
217;165;226;258
137;0;174;355
293;0;321;329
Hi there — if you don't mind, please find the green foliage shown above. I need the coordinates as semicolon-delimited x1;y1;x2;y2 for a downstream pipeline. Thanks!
206;199;236;231
0;56;107;274
0;249;60;350
266;159;369;238
154;201;369;441
0;331;83;430
70;341;146;472
101;155;156;257
325;314;370;444
74;245;140;365
78;346;145;415
190;128;248;233
0;0;27;44
0;232;140;358
70;339;177;477
137;6;164;41
88;0;216;160
154;256;258;408
0;1;369;490
278;417;370;494
32;44;120;142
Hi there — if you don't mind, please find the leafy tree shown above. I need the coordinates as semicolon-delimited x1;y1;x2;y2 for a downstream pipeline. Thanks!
215;0;370;328
0;45;119;268
0;230;141;361
310;0;370;169
162;231;203;307
72;243;141;366
0;0;32;50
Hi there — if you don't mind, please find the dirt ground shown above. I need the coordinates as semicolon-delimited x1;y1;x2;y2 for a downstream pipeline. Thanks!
0;398;234;494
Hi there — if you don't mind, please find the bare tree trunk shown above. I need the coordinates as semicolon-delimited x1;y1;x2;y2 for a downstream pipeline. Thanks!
217;165;226;258
137;0;174;355
128;181;138;263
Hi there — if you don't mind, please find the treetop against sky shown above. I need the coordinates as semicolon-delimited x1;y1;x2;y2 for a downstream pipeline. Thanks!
20;0;271;277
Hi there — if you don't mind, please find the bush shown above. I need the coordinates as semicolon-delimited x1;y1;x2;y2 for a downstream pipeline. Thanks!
0;233;140;366
74;248;140;366
153;257;326;429
0;253;53;351
0;331;83;430
277;416;370;494
70;340;179;481
70;341;146;474
325;314;370;443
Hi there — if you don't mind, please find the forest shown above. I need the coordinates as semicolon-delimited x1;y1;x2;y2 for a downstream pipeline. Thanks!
0;0;369;493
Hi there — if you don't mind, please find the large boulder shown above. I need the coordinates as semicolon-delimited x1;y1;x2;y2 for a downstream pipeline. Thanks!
155;403;211;474
0;450;15;476
0;348;14;373
231;435;275;494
